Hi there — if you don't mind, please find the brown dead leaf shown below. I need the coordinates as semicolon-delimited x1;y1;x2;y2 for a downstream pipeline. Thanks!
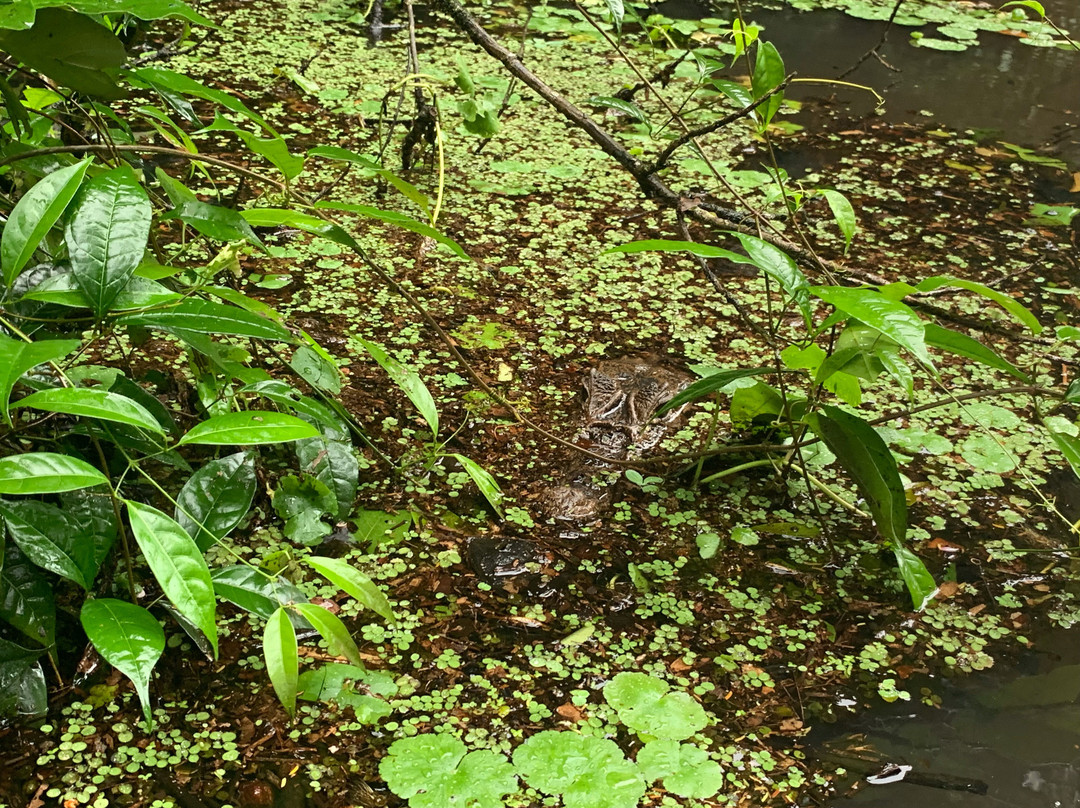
779;718;803;732
670;658;692;672
937;580;961;599
1071;172;1080;193
556;703;586;722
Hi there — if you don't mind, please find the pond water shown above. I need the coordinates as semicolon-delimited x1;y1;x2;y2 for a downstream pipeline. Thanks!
661;0;1080;170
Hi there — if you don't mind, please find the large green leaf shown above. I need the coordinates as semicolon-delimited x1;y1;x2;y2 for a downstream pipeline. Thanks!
59;0;214;26
116;298;294;342
163;200;264;248
820;190;857;254
316;202;468;259
264;606;298;718
1048;429;1080;482
924;324;1028;382
806;405;906;544
292;602;363;668
750;40;785;128
0;452;107;494
0;499;87;588
0;9;127;98
0;333;81;425
603;239;740;260
916;276;1041;335
731;233;810;322
125;501;217;658
178;411;318;446
20;273;180;310
356;338;439;437
450;453;504;518
129;67;275;135
212;566;307;620
305;556;394;620
79;599;164;723
175;452;256;551
65;165;151;317
241;208;358;249
810;286;932;367
297;438;357;519
893;544;938;611
60;487;117;584
659;367;775;415
239;380;348;439
0;542;54;648
1;159;90;286
14;388;165;434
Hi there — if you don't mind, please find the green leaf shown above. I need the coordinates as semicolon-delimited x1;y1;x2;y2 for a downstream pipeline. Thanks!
65;165;151;317
658;367;774;415
1;159;90;286
175;452;256;551
604;671;709;740
292;603;363;668
0;333;81;426
587;96;647;125
125;501;217;658
603;239;740;260
212;566;307;620
240;208;358;249
915;276;1041;335
0;542;55;648
305;556;394;620
273;474;334;545
21;273;181;310
449;453;504;517
730;233;811;323
14;388;165;434
356;338;439;437
513;731;644;808
637;740;723;800
129;67;275;135
316;202;467;259
289;344;342;395
297;438;357;520
1049;429;1080;482
163;200;264;248
0;0;34;31
0;452;107;494
924;324;1028;381
893;544;937;611
1001;1;1045;18
381;735;518;808
116;298;294;342
750;40;785;128
810;286;932;367
603;0;624;31
305;146;379;168
806;404;907;547
79;599;164;724
178;411;318;446
0;9;127;99
0;499;87;588
264;606;298;718
238;380;347;439
820;189;856;254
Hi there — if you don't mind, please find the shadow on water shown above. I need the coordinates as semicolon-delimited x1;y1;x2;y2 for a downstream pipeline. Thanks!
657;0;1080;168
810;627;1080;807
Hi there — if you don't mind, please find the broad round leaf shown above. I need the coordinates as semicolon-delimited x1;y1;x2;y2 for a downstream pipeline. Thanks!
0;452;107;494
125;501;217;658
177;411;318;446
604;672;709;740
15;388;165;434
264;606;298;718
175;452;256;550
305;556;394;620
513;731;644;808
80;599;163;723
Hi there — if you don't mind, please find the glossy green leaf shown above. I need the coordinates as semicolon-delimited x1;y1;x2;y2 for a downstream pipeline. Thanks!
305;556;394;620
924;324;1028;381
811;286;932;367
588;96;647;124
241;208;358;249
316;202;467;259
305;146;379;168
130;67;275;135
264;606;298;718
893;544;938;611
20;273;180;310
1;159;90;286
293;603;363;668
750;40;785;128
125;501;217;658
116;299;293;342
164;200;263;247
289;344;342;395
450;453;504;518
0;452;107;494
730;233;811;323
178;411;318;446
0;0;34;31
0;9;127;99
513;731;645;808
79;599;164;723
175;452;256;551
1049;429;1080;482
14;388;165;434
915;276;1041;335
806;405;906;545
0;499;87;588
0;542;54;648
212;566;307;620
820;189;856;254
238;380;347;439
297;438;358;520
1001;1;1045;18
658;367;774;415
0;333;81;426
603;239;740;260
356;338;439;437
62;0;213;25
65;165;151;317
603;0;624;30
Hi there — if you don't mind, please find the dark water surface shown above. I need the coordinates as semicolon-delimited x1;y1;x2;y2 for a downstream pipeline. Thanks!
664;0;1080;168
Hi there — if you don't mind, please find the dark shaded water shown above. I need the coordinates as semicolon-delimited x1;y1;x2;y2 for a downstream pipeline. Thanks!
662;0;1080;168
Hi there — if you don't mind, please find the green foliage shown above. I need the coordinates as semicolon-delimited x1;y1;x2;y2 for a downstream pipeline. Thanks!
513;731;645;808
603;671;709;740
381;734;518;808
